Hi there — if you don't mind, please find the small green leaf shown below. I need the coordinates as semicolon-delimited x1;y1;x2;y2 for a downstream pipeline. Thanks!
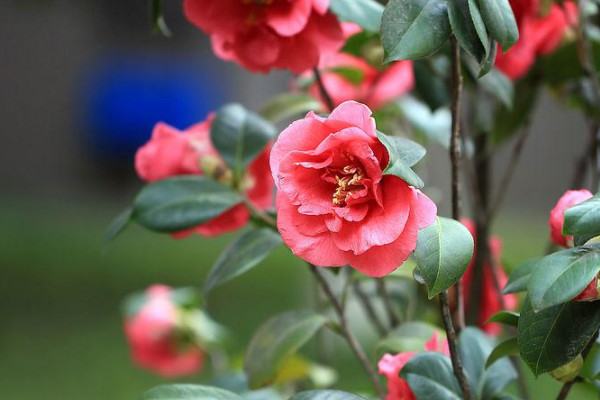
245;311;328;389
487;311;519;327
329;0;384;32
528;246;600;311
503;258;540;294
329;67;367;85
150;0;171;37
260;93;323;123
518;297;600;377
448;0;486;61
104;207;132;243
414;217;475;298
477;39;498;77
132;176;242;232
476;0;519;51
377;322;444;354
382;0;451;62
563;192;600;237
400;352;463;400
376;130;426;188
211;103;276;179
288;390;368;400
486;337;518;368
141;384;243;400
469;0;490;56
204;228;283;294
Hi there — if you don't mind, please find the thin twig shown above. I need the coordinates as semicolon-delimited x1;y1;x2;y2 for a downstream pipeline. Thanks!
376;279;401;329
310;265;385;399
313;68;335;112
353;281;388;337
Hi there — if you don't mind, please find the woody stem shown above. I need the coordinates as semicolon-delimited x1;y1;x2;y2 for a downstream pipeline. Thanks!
313;67;335;112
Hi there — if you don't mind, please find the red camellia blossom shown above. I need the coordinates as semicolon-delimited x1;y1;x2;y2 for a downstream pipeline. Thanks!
549;189;593;247
495;0;576;80
460;219;518;336
135;115;273;237
184;0;344;74
574;277;600;301
270;101;437;277
124;285;204;377
378;332;449;400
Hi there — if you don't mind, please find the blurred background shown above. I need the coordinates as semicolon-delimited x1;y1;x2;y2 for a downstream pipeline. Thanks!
0;1;594;399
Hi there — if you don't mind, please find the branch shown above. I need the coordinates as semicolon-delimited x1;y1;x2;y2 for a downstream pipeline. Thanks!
376;279;401;329
353;281;388;337
313;68;335;112
310;265;385;399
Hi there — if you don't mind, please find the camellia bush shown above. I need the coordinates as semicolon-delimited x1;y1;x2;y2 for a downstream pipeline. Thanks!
108;0;600;399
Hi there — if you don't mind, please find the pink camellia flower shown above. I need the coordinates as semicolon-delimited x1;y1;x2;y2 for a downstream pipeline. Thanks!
378;332;449;400
124;285;204;378
135;115;273;237
574;277;600;301
495;0;576;80
460;220;519;336
270;101;437;277
549;189;593;247
184;0;344;74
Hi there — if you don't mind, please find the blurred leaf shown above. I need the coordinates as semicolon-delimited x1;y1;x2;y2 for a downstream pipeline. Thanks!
518;297;600;377
401;352;463;400
503;258;540;294
104;207;132;243
414;217;474;298
581;345;600;380
150;0;171;37
491;79;539;145
487;311;519;327
377;321;444;354
486;337;519;368
477;0;518;51
245;311;328;389
564;192;600;236
132;176;241;232
141;384;243;400
211;103;276;180
396;96;451;147
204;228;283;295
476;66;514;108
329;0;384;32
376;130;425;188
413;59;451;110
342;31;379;57
289;391;367;400
381;0;451;62
448;0;487;61
528;246;600;311
260;93;323;123
329;66;367;84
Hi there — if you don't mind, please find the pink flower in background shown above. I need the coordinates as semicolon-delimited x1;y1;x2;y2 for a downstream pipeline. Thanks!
378;333;449;400
461;219;519;336
184;0;344;74
135;116;273;237
549;189;593;247
574;277;599;301
270;101;437;277
124;285;204;378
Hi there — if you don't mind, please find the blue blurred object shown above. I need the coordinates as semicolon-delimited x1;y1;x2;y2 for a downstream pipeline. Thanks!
83;54;225;158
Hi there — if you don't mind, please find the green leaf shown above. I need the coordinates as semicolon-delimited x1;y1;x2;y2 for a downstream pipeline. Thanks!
527;246;600;311
204;228;283;294
459;328;516;399
469;0;490;56
491;78;539;144
381;0;451;62
414;217;475;299
477;39;498;77
476;0;518;51
245;311;328;389
211;103;276;179
377;322;443;354
288;390;368;400
486;337;518;368
150;0;171;37
396;96;451;147
487;311;519;327
518;297;600;377
104;207;132;243
376;130;425;188
476;66;514;108
448;0;486;61
413;59;451;110
329;0;384;32
329;67;367;85
141;384;243;400
260;93;323;124
400;352;463;400
503;258;540;294
563;192;600;237
132;176;242;232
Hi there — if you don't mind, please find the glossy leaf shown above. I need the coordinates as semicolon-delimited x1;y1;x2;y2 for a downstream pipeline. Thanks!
141;384;243;400
401;352;463;400
414;217;474;298
486;337;519;368
518;297;600;377
204;228;283;294
477;39;498;77
563;192;600;236
260;93;323;123
288;390;368;400
503;258;540;294
329;0;384;32
376;130;425;188
211;103;276;179
133;176;242;232
245;311;328;389
477;0;518;51
528;246;600;311
448;0;486;61
381;0;451;62
487;311;519;327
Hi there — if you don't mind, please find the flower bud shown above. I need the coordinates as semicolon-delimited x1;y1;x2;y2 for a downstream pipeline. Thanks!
549;355;584;382
573;276;600;302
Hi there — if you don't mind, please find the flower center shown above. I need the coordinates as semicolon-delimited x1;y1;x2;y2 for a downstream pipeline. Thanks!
331;165;365;207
